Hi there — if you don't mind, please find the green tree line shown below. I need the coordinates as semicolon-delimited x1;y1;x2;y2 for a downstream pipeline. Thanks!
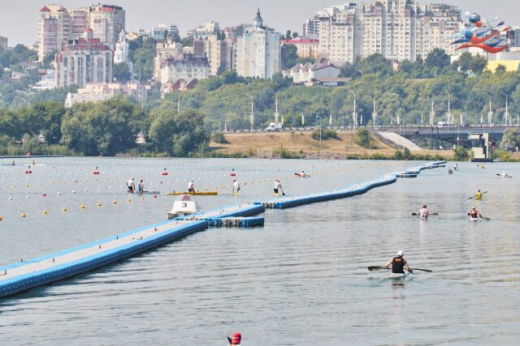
0;97;209;157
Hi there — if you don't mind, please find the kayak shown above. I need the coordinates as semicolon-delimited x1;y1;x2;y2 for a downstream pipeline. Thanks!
388;272;411;279
420;217;428;221
128;191;160;195
166;191;218;196
470;217;479;222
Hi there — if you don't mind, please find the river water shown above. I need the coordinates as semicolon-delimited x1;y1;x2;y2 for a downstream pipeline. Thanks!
0;158;519;345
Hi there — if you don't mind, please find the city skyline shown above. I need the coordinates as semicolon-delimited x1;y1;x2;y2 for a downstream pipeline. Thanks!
0;0;519;46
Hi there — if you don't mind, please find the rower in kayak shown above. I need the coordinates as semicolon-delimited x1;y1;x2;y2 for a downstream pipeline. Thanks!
474;189;483;201
385;251;413;274
469;207;482;219
227;332;241;345
232;179;241;195
126;177;135;193
419;205;429;219
274;179;282;195
137;179;144;193
187;180;195;194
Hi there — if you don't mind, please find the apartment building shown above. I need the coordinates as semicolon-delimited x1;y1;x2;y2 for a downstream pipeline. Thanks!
38;4;125;61
55;30;113;88
308;0;461;64
236;9;281;78
159;55;210;84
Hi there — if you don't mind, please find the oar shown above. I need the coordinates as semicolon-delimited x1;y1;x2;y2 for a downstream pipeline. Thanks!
412;212;439;216
496;174;513;178
368;266;432;273
468;191;487;200
227;337;232;344
280;186;286;196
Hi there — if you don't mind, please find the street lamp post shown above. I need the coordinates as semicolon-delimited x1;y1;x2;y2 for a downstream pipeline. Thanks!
349;90;357;128
247;94;254;133
501;92;509;126
316;115;322;150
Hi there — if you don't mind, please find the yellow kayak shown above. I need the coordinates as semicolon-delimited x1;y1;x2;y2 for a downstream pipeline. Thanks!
166;191;218;196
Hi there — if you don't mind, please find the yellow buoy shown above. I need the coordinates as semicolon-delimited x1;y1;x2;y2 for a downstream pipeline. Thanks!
62;208;67;212
112;200;117;205
21;213;26;218
0;216;3;221
43;210;48;215
97;202;102;207
80;204;86;209
127;198;131;203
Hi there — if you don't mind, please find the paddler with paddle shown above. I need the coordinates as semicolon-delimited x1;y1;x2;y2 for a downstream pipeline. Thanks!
385;251;413;274
419;205;429;219
469;207;482;219
474;189;483;201
227;332;241;345
187;180;195;194
273;179;284;196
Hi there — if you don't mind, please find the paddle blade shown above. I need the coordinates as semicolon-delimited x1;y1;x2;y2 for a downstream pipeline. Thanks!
227;337;232;344
412;268;433;273
411;213;418;216
368;266;385;272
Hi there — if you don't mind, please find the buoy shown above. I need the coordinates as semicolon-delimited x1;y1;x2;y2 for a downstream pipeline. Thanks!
97;202;102;207
9;197;13;201
127;198;131;203
112;200;117;205
25;171;32;174
93;171;100;175
153;195;157;199
0;216;2;221
162;172;168;176
230;173;236;177
21;213;26;218
62;208;67;212
57;192;61;195
43;210;48;215
80;204;86;209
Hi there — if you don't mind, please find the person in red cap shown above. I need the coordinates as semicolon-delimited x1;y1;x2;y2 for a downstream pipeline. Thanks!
227;332;241;345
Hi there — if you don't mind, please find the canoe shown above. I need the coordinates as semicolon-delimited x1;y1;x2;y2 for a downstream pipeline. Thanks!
166;191;218;196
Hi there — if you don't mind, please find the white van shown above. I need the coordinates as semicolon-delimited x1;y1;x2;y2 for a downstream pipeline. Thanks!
265;122;283;132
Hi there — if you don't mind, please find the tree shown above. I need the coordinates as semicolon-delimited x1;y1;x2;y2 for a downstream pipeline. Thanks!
468;55;487;74
355;128;372;148
339;62;357;78
285;30;292;40
148;107;210;156
495;64;506;75
282;44;298;69
114;62;132;82
425;48;450;70
500;128;519;150
359;54;393;76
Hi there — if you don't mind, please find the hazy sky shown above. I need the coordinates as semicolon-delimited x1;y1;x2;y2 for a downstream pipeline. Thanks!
1;0;519;46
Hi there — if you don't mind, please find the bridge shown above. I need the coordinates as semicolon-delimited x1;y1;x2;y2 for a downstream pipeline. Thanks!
372;124;519;149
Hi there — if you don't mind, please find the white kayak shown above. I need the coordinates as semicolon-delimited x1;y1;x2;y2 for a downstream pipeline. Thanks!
420;217;428;221
388;272;411;279
470;217;479;222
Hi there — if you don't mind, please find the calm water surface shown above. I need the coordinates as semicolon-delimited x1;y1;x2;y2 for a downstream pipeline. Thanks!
0;158;519;345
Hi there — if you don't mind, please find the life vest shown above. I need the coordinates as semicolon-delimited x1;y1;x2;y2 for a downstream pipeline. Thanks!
470;211;478;218
392;257;405;273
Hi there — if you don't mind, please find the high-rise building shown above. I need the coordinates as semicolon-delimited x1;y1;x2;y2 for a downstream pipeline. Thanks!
55;29;113;88
114;30;134;77
236;9;281;78
0;36;7;50
38;4;125;61
204;35;236;76
89;4;125;49
307;0;461;65
187;21;220;40
38;5;71;61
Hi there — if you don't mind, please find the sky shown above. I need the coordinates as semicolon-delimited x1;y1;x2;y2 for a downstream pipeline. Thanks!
0;0;519;46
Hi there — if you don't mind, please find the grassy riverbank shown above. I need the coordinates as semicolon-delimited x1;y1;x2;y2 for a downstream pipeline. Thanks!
208;132;454;160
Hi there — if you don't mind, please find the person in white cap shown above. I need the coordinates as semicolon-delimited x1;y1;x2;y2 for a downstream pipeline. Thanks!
187;180;195;194
384;251;412;274
126;177;135;193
